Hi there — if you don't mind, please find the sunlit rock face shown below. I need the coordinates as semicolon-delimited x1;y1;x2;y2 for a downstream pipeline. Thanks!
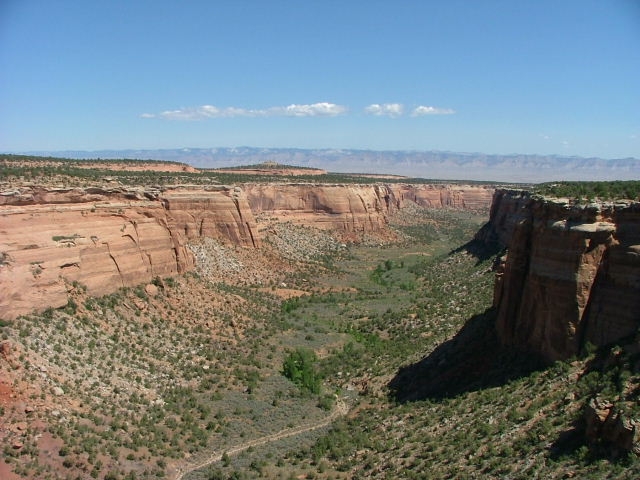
244;183;494;232
0;183;494;320
244;184;396;233
388;184;494;212
481;190;640;361
0;186;257;320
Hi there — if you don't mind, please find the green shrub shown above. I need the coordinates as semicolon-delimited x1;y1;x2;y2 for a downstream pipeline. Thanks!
282;348;322;394
534;180;640;201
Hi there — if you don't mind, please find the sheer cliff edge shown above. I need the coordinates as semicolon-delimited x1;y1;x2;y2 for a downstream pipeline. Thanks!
0;183;493;320
477;189;640;361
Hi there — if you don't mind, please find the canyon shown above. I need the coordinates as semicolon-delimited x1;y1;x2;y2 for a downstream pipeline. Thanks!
3;180;638;362
2;168;639;478
479;189;640;361
0;183;494;320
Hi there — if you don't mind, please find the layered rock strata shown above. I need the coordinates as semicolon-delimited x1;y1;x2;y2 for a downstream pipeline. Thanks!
0;186;257;320
479;189;640;361
389;184;494;212
244;184;396;233
1;183;494;320
244;183;494;232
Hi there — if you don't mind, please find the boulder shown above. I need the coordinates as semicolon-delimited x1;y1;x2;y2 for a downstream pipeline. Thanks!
144;283;159;297
0;340;20;369
51;386;64;396
584;397;639;456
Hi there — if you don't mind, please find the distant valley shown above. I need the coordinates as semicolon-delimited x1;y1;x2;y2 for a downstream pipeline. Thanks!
22;147;640;183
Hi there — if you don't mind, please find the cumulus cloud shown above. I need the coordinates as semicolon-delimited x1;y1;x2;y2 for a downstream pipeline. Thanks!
411;105;455;116
272;102;347;117
141;102;347;120
364;103;404;117
142;102;455;119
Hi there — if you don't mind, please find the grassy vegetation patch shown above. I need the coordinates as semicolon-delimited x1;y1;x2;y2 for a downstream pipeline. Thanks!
534;180;640;201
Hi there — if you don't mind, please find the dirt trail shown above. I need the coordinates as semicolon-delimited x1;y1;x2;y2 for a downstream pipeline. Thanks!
172;399;349;480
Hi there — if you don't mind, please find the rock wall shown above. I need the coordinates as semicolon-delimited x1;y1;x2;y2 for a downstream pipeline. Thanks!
0;183;494;320
244;184;397;233
160;187;259;247
0;186;257;320
480;189;640;361
244;183;494;232
389;184;494;212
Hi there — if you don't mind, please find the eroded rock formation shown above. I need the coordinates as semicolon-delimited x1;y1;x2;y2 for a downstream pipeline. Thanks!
244;184;396;233
389;184;494;212
0;183;494;320
244;183;494;233
480;189;640;361
584;396;640;457
0;186;257;319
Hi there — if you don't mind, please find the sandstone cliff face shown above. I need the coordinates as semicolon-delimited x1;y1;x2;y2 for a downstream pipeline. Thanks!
160;187;259;247
0;183;494;320
244;183;494;233
389;184;494;212
481;190;640;361
244;184;396;233
0;186;258;320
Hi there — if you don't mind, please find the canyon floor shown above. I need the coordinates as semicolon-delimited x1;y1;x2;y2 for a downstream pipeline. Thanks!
1;159;639;479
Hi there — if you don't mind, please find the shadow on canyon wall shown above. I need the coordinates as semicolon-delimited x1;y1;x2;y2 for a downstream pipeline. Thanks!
388;307;546;403
388;236;538;403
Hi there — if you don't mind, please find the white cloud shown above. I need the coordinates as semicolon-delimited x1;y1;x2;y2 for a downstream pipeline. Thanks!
272;102;347;117
364;103;404;117
141;102;347;120
411;105;455;116
142;102;457;120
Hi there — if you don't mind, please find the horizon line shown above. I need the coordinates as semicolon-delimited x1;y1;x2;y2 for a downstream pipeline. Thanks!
5;147;639;162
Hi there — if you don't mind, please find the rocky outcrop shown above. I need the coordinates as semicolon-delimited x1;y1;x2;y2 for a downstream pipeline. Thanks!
214;165;327;176
584;397;640;457
389;184;494;212
0;186;258;320
0;340;19;369
480;189;640;361
244;184;396;233
0;183;494;320
160;187;258;247
244;183;494;233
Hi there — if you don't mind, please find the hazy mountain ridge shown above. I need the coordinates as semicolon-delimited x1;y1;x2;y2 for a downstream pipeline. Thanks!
20;147;640;183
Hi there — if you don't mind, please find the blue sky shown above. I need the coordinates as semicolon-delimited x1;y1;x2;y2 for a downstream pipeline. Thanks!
1;0;639;158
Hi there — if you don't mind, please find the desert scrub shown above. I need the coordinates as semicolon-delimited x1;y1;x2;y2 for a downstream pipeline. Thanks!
534;180;640;201
2;261;341;479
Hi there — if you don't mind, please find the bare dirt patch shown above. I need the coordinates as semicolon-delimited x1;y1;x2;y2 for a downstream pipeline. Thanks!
259;287;309;299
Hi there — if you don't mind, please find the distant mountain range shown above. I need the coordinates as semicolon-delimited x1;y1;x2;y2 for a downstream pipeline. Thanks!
21;147;640;183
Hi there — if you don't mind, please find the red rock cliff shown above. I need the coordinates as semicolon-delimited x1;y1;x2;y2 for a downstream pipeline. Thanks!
389;184;494;212
244;184;397;233
480;189;640;361
0;186;258;320
0;183;494;320
244;183;494;232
